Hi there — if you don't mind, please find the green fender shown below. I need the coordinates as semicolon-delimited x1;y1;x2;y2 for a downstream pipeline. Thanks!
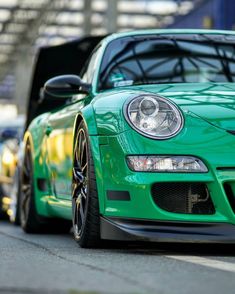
73;105;106;215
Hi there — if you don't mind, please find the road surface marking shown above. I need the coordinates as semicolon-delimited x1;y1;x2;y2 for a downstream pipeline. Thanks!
166;255;235;273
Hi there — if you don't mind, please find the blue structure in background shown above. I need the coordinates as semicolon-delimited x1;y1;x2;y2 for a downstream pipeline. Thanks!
170;0;235;30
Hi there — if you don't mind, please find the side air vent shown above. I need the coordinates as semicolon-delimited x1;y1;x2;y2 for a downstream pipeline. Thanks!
217;167;235;171
223;183;235;214
107;190;131;201
37;178;48;192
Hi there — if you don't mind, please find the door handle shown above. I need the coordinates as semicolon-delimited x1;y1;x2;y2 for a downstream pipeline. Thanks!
45;125;53;136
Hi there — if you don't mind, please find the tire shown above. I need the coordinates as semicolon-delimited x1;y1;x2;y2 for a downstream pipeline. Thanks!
20;140;71;234
72;121;101;248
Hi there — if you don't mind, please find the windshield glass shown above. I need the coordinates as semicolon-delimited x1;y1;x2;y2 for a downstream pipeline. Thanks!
98;34;235;90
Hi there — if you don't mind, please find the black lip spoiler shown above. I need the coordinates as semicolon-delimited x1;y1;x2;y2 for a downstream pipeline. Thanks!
100;216;235;243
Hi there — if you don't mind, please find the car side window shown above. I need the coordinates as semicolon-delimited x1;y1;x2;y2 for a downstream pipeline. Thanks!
82;46;101;84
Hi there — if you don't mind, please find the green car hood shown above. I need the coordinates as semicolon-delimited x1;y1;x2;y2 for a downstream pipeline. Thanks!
132;82;235;132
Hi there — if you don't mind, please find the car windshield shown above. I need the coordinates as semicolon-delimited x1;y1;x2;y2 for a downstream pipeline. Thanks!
98;34;235;90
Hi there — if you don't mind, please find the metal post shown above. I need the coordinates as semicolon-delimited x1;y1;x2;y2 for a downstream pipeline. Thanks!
84;0;92;35
106;0;118;33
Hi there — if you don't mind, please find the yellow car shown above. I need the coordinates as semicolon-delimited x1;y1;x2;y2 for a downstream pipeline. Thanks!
0;117;24;219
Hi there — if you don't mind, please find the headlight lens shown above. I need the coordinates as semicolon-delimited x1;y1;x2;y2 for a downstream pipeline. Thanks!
127;156;208;173
125;94;183;139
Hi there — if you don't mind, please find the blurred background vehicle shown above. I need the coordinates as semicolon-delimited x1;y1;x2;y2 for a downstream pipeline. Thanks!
0;115;25;220
8;140;25;224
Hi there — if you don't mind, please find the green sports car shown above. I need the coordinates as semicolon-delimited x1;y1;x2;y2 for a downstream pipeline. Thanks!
21;29;235;247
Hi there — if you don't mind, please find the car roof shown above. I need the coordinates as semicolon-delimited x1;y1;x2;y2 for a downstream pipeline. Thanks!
103;29;235;43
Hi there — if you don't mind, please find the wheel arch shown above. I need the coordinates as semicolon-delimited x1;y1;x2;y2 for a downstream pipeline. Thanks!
23;131;34;152
73;105;98;140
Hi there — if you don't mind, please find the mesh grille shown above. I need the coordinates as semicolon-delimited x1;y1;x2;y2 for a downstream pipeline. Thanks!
151;182;215;214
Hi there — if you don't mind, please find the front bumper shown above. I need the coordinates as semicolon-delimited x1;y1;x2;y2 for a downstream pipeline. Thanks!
96;129;235;224
101;217;235;243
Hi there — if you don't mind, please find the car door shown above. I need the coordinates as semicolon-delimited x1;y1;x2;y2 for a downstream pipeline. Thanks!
46;98;86;200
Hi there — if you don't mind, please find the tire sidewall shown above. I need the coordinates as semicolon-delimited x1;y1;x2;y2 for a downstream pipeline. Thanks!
73;122;99;245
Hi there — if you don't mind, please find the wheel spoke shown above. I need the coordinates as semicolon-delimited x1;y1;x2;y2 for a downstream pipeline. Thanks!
82;162;88;173
75;132;81;168
75;145;80;169
72;183;79;198
23;165;30;178
77;133;83;163
79;199;84;221
22;184;30;193
80;139;86;164
81;187;87;200
73;167;84;185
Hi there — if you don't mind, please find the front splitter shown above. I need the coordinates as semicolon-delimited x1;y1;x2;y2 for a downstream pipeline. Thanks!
100;216;235;243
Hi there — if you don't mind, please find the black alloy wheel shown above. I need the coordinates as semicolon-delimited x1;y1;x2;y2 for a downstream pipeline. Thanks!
20;141;41;232
73;128;88;236
72;122;100;248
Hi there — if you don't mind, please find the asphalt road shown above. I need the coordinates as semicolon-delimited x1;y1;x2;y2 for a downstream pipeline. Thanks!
0;221;235;294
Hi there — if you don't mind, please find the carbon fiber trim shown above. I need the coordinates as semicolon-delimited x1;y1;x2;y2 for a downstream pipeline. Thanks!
100;216;235;243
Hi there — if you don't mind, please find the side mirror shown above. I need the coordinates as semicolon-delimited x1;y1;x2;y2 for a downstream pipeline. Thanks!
44;75;91;98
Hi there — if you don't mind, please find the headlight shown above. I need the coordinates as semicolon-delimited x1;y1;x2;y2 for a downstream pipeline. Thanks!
127;156;208;173
125;94;183;139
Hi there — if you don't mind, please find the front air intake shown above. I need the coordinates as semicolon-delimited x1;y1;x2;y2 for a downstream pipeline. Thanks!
151;182;215;214
223;183;235;214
